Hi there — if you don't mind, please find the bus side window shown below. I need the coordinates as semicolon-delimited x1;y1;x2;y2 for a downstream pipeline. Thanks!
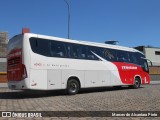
35;39;38;47
135;52;145;67
38;39;50;56
66;44;72;58
128;52;137;64
30;38;39;53
79;45;87;59
71;44;79;59
50;41;66;58
87;46;99;60
71;44;87;59
103;49;116;61
117;50;129;62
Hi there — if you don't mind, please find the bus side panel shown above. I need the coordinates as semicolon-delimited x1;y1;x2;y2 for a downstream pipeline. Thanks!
113;62;137;85
47;69;62;90
110;70;123;86
62;70;85;88
98;59;123;86
30;69;47;90
23;34;32;87
113;62;149;85
98;70;111;87
85;70;99;87
85;70;112;87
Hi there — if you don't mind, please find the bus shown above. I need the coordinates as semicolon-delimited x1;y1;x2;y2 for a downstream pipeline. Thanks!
7;28;150;95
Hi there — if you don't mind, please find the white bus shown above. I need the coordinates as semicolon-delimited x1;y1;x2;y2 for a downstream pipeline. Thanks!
7;29;150;95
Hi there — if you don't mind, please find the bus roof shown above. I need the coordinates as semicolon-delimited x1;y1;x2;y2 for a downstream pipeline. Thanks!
22;33;140;53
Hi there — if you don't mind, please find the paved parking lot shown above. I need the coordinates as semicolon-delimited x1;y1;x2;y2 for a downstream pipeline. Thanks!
0;84;160;120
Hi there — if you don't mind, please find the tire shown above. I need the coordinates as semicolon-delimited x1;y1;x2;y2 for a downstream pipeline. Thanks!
66;79;80;95
131;78;141;89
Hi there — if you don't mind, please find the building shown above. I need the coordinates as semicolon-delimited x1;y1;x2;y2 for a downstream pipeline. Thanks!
135;46;160;66
0;32;8;83
135;46;160;81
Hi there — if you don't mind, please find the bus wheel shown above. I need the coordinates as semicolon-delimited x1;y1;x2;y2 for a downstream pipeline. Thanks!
131;78;141;89
66;79;80;95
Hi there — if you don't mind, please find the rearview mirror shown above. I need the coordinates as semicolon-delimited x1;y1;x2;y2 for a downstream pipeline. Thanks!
141;57;152;66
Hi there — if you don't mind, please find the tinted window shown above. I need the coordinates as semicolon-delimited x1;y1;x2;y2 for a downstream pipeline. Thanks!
103;48;117;61
30;38;101;61
8;36;22;54
66;43;72;58
116;50;129;62
30;38;67;58
30;38;38;52
30;38;50;57
155;51;160;55
128;52;138;64
135;52;144;66
31;37;144;63
49;41;66;57
79;45;87;59
87;46;100;60
135;52;149;72
71;44;80;59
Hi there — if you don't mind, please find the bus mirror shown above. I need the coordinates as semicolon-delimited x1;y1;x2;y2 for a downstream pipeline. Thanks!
141;57;153;66
22;28;30;34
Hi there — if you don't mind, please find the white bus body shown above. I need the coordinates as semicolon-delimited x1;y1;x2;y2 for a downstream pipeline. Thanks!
7;32;150;95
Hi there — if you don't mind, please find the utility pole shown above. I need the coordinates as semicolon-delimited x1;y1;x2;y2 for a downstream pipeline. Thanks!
64;0;70;39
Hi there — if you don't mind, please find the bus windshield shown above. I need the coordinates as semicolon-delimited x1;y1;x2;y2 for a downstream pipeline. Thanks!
8;35;22;54
135;52;149;73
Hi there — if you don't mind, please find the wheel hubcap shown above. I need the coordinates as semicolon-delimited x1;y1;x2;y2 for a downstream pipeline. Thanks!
70;83;77;92
135;80;139;87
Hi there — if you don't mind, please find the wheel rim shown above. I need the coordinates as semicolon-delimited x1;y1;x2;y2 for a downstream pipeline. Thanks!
135;79;140;88
69;82;77;93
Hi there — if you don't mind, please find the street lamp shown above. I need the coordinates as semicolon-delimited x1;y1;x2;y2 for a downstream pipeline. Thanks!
64;0;70;39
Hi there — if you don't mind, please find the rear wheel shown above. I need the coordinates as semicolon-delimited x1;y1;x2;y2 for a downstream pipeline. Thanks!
66;79;80;95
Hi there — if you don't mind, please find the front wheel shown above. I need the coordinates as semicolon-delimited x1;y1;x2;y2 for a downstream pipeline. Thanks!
130;78;141;89
66;79;80;95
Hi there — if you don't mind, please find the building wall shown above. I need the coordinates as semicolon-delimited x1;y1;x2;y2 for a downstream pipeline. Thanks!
0;32;8;58
135;46;160;81
144;47;160;81
0;58;7;72
0;32;8;83
145;48;160;66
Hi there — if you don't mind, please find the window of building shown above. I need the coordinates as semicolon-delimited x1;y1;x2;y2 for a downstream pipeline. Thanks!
155;51;160;55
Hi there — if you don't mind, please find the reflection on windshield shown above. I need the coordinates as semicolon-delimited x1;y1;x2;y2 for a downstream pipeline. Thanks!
8;37;22;53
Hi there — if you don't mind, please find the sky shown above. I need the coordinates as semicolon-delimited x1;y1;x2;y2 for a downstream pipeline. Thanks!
0;0;160;47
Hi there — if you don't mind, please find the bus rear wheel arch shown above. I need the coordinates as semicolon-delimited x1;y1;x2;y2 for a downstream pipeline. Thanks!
66;77;80;95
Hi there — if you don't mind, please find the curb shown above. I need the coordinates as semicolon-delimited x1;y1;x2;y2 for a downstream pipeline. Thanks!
0;83;7;88
150;81;160;84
